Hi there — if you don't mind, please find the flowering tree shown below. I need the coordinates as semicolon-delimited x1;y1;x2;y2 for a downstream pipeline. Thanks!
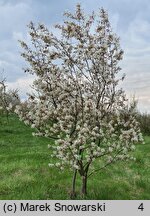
0;78;8;116
16;4;144;197
0;77;20;119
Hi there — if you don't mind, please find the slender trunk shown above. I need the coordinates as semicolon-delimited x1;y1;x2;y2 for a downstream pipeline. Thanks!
81;175;87;196
70;169;77;199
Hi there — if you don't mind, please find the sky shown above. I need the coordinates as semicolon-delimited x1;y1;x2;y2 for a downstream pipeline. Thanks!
0;0;150;113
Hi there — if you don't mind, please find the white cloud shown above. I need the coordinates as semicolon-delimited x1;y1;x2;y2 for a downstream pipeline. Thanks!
119;15;150;113
7;75;34;100
0;2;32;35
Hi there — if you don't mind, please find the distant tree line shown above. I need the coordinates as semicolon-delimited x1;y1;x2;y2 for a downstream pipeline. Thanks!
136;112;150;135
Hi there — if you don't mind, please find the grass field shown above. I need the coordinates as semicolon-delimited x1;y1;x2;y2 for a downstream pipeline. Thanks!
0;114;150;200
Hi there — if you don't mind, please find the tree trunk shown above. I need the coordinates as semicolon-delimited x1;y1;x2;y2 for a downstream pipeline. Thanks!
81;175;87;196
70;169;77;199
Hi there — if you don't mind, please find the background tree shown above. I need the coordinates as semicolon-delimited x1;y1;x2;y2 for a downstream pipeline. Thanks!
0;78;8;117
136;112;150;135
16;4;144;197
0;76;20;119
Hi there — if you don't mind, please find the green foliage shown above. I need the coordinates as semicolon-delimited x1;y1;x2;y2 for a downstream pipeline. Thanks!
0;115;149;199
136;113;150;135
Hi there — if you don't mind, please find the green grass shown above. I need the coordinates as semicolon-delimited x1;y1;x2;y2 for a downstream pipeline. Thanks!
0;114;150;199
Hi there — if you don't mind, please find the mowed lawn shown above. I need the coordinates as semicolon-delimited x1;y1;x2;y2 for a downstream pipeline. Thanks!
0;114;150;200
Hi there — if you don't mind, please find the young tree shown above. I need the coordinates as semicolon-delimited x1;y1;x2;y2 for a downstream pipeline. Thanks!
16;4;144;197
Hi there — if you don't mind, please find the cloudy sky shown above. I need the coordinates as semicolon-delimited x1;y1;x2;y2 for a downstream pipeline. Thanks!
0;0;150;113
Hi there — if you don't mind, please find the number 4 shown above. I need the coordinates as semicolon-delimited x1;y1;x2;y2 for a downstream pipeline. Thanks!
138;203;144;211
